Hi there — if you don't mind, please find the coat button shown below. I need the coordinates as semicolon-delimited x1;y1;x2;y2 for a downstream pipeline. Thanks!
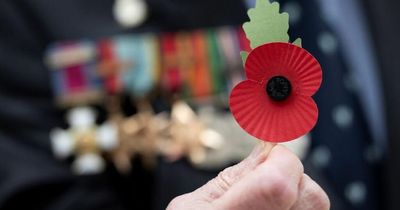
113;0;148;28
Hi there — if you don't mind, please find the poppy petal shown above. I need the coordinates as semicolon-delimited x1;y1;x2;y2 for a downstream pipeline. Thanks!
245;43;322;96
230;80;318;142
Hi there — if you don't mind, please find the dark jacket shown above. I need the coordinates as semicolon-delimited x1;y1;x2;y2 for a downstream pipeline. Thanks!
0;1;247;209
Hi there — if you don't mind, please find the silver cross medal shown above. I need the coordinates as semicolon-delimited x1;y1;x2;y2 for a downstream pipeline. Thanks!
50;107;118;175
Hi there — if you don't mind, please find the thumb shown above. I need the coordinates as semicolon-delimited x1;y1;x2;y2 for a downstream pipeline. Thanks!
193;142;276;201
214;145;304;210
167;142;275;209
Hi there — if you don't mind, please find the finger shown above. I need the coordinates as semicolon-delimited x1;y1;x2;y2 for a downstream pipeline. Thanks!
192;142;276;202
215;145;304;210
290;174;330;210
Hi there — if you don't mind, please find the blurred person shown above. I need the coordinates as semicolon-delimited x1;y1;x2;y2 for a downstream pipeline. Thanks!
275;0;400;210
0;0;329;210
0;0;398;210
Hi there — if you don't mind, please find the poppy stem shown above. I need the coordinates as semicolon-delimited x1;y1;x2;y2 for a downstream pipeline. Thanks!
260;141;277;158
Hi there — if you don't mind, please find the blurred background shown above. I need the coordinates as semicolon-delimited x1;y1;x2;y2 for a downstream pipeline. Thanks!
0;0;400;209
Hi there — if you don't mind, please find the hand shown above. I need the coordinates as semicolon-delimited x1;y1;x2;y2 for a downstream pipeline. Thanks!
167;143;330;210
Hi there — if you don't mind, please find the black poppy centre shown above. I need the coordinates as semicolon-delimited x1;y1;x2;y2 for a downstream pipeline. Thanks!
265;76;292;101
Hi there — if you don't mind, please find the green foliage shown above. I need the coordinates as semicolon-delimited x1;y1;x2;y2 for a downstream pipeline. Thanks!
243;0;290;49
293;37;302;47
240;51;249;66
241;0;303;63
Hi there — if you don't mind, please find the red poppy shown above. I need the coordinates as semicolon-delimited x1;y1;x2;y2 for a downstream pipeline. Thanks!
229;42;322;142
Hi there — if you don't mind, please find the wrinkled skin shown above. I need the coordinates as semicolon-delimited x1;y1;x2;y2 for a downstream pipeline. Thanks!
167;144;330;210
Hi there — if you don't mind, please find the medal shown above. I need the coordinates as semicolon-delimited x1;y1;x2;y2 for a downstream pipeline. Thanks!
206;29;227;104
97;39;126;95
190;31;212;100
216;27;244;93
175;32;195;100
143;34;161;89
113;34;156;97
50;107;118;174
109;103;162;172
110;34;160;172
160;32;184;94
46;42;103;106
158;101;219;165
46;25;259;174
